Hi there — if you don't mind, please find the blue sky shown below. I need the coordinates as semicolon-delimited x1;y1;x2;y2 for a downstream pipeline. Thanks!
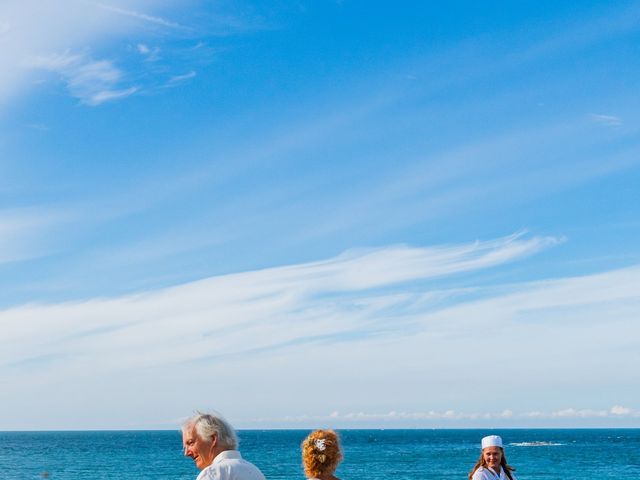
0;0;639;430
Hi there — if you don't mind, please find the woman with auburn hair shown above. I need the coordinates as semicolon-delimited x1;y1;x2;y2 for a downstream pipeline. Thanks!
469;435;517;480
301;429;343;480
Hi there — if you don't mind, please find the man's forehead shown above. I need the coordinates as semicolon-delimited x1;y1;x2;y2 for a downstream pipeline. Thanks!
183;425;197;440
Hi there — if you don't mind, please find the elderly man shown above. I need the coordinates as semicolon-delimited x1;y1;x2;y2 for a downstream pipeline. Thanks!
182;412;266;480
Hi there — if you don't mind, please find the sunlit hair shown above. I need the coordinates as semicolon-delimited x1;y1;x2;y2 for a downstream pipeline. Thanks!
182;412;238;450
468;447;515;480
301;429;343;478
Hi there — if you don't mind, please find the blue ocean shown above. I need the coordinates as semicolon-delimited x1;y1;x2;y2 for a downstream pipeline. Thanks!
1;429;638;479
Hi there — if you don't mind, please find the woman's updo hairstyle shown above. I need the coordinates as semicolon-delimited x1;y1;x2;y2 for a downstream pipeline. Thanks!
301;429;343;478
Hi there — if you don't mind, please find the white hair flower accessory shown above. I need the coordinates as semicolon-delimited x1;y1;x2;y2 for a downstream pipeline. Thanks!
314;438;327;451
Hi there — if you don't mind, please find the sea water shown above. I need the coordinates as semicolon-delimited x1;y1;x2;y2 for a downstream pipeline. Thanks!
0;429;638;479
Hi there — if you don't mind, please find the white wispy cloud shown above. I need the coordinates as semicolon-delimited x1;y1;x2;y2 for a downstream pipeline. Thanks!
277;406;640;422
551;408;607;418
0;0;118;105
610;405;632;415
0;234;558;398
0;234;555;367
88;86;138;105
136;43;161;61
94;2;185;29
547;406;640;418
589;113;622;126
0;0;205;107
25;51;138;105
166;70;197;85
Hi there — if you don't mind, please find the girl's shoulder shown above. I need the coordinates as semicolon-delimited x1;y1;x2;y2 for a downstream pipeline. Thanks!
471;467;487;479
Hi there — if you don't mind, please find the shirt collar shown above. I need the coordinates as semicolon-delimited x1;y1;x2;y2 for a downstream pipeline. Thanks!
213;450;242;464
487;467;502;479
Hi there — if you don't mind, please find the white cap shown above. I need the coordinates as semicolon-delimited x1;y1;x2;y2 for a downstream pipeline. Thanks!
481;435;503;449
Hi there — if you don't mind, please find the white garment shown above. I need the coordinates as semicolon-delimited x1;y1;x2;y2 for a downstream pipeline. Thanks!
472;466;516;480
196;450;266;480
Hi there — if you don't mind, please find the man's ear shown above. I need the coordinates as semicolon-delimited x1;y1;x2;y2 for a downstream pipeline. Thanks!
210;435;218;447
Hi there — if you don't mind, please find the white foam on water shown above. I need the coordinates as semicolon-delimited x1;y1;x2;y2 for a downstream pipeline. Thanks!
509;441;564;447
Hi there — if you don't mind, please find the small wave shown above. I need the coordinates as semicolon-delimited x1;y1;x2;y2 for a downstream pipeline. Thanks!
509;441;564;447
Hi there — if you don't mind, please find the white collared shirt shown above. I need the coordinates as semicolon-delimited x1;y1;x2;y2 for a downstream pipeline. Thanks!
196;450;266;480
472;466;516;480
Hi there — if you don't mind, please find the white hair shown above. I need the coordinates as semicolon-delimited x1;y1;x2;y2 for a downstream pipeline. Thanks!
182;412;238;450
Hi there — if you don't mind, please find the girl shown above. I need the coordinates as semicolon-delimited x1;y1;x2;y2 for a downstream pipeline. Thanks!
469;435;517;480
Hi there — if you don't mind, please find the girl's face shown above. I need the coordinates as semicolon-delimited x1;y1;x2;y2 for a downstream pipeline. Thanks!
483;446;503;470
